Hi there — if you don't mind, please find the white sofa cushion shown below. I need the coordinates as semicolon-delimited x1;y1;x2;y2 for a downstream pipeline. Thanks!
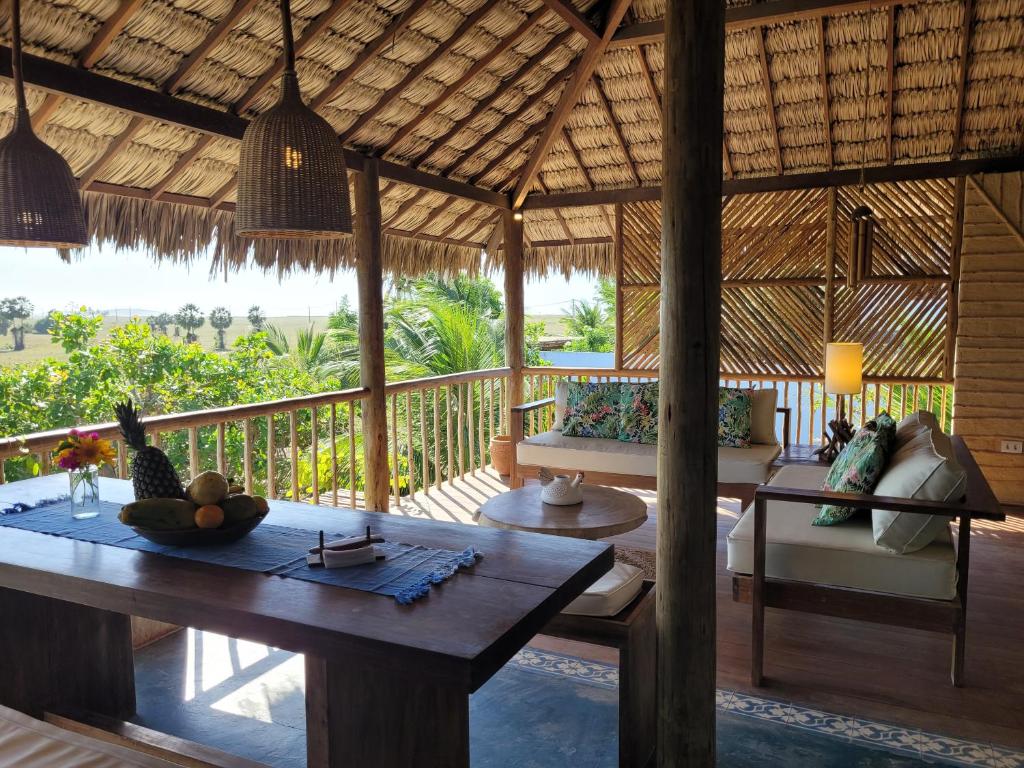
727;465;957;600
0;705;178;767
872;422;966;554
562;561;644;616
517;431;780;484
895;410;940;449
744;388;778;445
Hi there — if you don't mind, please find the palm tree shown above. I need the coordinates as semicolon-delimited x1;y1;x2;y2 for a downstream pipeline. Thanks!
564;299;614;352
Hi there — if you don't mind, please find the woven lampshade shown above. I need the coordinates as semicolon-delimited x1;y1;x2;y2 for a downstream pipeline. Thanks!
0;0;87;249
236;0;351;239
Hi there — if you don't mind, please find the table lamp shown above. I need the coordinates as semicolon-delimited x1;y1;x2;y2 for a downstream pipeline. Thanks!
814;342;863;463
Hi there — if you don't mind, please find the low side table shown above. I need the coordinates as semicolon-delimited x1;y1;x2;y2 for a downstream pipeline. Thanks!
475;485;648;540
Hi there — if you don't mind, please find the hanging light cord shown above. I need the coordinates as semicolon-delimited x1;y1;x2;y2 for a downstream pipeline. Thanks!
280;0;296;74
11;0;27;113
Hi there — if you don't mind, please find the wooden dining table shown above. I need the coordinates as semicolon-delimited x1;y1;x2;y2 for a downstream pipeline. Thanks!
0;476;613;768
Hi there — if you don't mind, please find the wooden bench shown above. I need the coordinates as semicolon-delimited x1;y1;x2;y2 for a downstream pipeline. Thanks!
541;580;656;768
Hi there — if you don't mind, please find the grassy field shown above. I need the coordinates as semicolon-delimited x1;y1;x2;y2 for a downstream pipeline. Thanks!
0;313;570;367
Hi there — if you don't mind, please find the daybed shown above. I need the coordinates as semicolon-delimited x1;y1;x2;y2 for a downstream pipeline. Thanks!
512;383;789;505
727;411;1004;687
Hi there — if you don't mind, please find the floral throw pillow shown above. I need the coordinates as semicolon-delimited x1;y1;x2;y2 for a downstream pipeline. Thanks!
562;382;622;440
718;388;752;448
814;413;897;525
618;383;659;444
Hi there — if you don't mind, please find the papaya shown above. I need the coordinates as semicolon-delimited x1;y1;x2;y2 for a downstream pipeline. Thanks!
120;498;198;530
187;471;230;506
220;494;263;525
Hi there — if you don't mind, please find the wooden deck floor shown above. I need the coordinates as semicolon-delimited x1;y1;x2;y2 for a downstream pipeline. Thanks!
386;467;1024;750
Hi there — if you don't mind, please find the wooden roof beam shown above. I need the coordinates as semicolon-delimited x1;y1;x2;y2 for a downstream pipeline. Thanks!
723;139;733;179
164;0;262;94
951;0;974;159
384;7;548;154
472;123;546;186
818;16;833;168
383;190;431;230
437;202;483;240
593;74;640;185
608;0;907;48
1;46;509;208
538;0;600;44
561;127;595;188
309;0;433;112
411;197;460;237
885;4;895;165
413;28;575;167
78;116;145;188
30;93;63;131
147;134;217;199
233;0;357;114
511;0;634;209
757;27;783;175
634;46;661;121
338;2;498;144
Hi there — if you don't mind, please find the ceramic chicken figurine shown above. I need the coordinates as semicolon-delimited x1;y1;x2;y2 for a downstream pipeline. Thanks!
538;468;585;505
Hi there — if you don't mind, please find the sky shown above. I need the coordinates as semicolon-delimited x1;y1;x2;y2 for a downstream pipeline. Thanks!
0;243;599;318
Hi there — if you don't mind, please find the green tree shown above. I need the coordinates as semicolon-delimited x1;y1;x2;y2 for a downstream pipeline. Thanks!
247;305;266;331
33;312;56;334
146;312;173;335
563;299;614;352
175;303;204;344
0;296;33;351
209;307;233;350
49;309;103;353
327;297;358;331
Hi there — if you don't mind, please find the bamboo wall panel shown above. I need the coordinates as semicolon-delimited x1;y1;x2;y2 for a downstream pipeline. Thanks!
618;180;958;380
954;172;1024;505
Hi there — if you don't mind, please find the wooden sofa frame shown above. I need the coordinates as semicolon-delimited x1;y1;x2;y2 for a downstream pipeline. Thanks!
511;396;791;507
733;435;1004;688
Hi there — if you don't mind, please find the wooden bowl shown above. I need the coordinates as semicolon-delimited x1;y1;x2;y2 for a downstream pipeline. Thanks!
130;513;267;546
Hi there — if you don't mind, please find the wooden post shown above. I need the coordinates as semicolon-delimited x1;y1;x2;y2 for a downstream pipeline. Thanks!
614;202;625;369
503;210;525;486
946;177;966;381
657;0;724;763
355;158;390;512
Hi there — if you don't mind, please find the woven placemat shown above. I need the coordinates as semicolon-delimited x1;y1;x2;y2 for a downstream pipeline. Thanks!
614;545;656;580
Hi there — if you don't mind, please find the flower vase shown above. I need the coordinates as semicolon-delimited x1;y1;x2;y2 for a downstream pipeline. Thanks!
69;465;101;520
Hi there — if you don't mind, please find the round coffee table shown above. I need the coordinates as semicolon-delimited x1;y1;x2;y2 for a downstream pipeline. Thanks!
476;484;648;540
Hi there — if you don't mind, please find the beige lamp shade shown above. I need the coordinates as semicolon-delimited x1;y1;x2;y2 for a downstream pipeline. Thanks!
824;343;863;395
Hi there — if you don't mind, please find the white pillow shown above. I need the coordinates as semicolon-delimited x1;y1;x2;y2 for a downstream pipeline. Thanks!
743;388;778;445
895;410;940;449
872;424;966;554
552;380;569;431
562;562;644;617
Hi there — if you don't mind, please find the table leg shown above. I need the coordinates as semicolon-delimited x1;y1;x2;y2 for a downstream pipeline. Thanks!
305;654;469;768
0;587;135;719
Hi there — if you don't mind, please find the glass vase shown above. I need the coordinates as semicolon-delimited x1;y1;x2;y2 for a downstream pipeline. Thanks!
69;465;101;520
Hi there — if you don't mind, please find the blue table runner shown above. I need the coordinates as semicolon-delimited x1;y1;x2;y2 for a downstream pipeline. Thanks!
0;498;480;604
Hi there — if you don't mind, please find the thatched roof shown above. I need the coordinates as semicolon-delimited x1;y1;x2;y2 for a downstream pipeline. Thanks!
0;0;1022;275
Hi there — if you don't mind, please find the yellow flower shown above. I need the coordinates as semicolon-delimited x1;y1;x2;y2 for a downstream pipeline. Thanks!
75;437;116;468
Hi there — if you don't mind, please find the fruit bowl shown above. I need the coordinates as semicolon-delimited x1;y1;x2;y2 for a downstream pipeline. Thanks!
130;512;267;546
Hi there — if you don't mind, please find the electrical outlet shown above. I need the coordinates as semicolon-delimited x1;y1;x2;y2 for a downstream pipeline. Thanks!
1001;440;1023;454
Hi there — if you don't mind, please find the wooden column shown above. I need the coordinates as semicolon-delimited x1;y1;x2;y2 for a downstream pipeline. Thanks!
946;176;966;381
614;202;625;369
823;187;837;354
657;0;724;763
355;158;390;512
503;210;525;410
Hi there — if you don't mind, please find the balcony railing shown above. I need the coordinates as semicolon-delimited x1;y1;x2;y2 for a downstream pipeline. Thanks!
0;366;950;499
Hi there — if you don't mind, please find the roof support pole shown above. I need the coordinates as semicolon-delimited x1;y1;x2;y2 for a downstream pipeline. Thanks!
657;0;723;764
354;158;390;513
502;210;525;488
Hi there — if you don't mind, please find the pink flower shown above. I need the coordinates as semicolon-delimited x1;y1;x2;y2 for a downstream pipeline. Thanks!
69;428;80;436
89;432;100;440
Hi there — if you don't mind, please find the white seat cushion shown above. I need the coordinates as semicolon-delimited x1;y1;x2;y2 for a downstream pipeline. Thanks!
518;431;780;484
726;465;957;600
0;705;177;767
562;562;644;616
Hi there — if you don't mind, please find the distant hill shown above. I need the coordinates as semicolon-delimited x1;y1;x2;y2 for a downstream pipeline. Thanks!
97;308;161;318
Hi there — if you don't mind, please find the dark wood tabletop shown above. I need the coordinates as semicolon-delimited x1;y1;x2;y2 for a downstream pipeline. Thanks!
0;476;612;692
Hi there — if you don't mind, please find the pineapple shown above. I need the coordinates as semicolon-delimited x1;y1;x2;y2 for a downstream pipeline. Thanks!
115;400;186;500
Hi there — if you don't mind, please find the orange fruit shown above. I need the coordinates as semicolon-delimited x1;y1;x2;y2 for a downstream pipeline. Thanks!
195;504;224;529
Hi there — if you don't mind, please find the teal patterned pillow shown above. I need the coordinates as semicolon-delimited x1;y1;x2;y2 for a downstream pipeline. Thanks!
618;383;659;444
718;388;752;448
813;413;898;525
562;382;622;439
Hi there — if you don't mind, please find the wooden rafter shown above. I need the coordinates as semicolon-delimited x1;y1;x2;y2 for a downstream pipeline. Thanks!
80;0;145;68
413;197;459;237
561;127;595;188
384;7;547;154
449;50;582;177
951;0;974;159
30;93;63;131
885;4;895;165
474;123;547;186
209;178;237;208
438;202;483;240
593;74;640;185
723;139;734;179
78;116;145;187
338;2;497;144
233;0;357;114
538;0;600;44
383;190;430;230
553;206;576;243
608;0;907;48
147;134;216;199
818;16;833;168
413;29;575;166
634;46;661;121
511;0;633;209
164;0;261;94
757;27;783;175
309;0;433;112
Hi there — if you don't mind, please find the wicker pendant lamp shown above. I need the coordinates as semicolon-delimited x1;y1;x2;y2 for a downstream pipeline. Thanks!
0;0;87;248
236;0;352;238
